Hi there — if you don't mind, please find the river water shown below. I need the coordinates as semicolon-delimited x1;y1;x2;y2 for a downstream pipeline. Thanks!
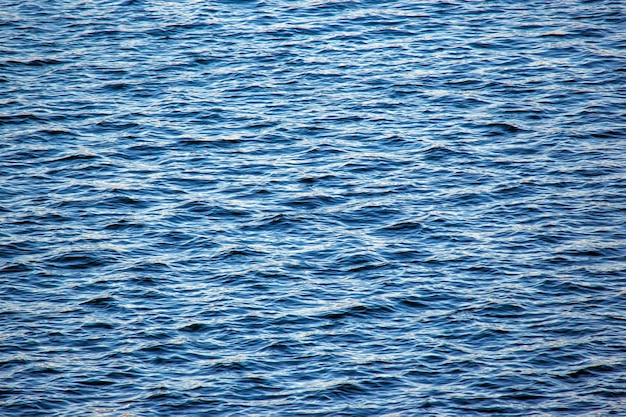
1;0;625;415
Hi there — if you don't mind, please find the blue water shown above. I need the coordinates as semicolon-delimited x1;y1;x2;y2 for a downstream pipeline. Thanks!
1;0;625;415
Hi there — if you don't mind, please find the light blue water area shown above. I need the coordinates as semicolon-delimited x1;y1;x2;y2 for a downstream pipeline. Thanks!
1;0;625;415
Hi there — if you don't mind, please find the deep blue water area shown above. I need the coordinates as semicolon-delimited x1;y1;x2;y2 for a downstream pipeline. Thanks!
1;0;625;415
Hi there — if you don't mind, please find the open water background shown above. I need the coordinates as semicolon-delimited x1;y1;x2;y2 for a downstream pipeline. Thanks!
1;0;626;415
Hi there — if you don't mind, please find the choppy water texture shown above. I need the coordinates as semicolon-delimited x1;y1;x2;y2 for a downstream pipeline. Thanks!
1;0;626;415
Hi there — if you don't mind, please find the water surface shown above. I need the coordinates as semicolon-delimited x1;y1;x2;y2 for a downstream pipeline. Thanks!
1;0;625;415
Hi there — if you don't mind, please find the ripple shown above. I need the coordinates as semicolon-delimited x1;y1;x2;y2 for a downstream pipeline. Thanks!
1;0;625;415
